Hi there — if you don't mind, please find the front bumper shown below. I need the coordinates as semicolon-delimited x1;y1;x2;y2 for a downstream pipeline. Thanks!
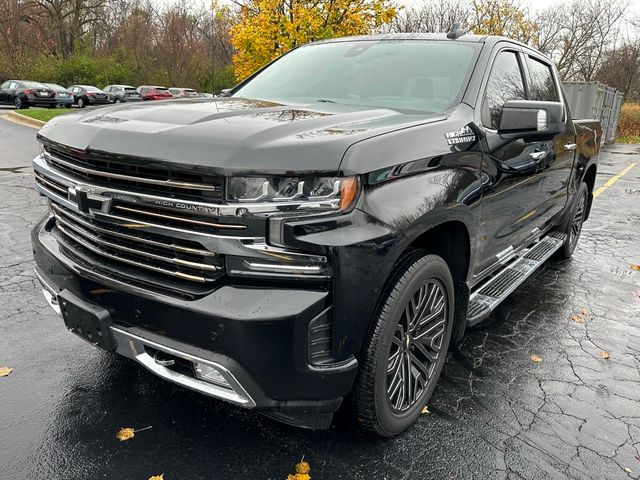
33;214;358;428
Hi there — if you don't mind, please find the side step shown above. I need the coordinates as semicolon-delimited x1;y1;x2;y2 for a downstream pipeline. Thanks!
467;232;567;325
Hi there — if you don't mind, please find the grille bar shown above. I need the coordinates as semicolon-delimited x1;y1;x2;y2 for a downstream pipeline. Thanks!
44;151;221;192
56;222;209;283
49;203;216;258
52;209;221;273
112;205;247;230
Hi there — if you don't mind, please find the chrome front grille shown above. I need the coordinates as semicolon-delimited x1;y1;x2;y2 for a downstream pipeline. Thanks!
33;151;255;297
33;145;330;297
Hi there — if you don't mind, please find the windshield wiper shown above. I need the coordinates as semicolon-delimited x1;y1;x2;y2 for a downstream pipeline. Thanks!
316;99;337;104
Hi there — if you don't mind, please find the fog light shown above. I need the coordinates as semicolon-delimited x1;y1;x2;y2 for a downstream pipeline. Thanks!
194;363;230;388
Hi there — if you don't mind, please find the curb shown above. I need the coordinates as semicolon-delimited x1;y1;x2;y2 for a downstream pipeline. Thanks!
5;111;46;129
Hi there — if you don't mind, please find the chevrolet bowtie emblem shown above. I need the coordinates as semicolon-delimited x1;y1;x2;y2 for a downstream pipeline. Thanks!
67;186;112;214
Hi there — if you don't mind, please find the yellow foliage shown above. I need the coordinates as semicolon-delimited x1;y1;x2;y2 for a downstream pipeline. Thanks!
230;0;398;80
469;0;538;45
287;460;311;480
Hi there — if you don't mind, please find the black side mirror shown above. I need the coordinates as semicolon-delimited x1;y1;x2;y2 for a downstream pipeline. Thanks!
498;100;563;136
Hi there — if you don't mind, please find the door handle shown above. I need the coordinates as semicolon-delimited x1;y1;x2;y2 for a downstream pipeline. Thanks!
564;143;577;151
529;151;547;161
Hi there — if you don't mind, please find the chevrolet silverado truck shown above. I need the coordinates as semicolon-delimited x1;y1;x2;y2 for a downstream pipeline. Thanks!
32;31;601;436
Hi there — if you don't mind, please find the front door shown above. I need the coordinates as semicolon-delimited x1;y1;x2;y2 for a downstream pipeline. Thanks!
474;48;548;278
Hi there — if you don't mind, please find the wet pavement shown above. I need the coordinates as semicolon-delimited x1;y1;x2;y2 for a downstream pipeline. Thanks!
0;119;639;479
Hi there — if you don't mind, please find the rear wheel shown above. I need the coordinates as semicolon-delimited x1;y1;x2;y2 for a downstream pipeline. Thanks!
354;253;454;436
14;96;27;109
557;182;588;259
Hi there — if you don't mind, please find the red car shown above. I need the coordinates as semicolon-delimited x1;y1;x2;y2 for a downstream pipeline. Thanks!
137;86;173;101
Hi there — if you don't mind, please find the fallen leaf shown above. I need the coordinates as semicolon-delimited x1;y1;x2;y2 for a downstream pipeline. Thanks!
624;467;632;473
116;428;135;442
421;406;430;414
116;425;152;442
287;458;311;480
631;264;640;271
570;314;584;323
0;366;13;377
598;351;610;360
633;291;640;298
149;475;164;480
530;354;543;363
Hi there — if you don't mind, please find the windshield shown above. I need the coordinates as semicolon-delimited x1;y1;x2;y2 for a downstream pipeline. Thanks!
84;86;102;92
233;40;479;113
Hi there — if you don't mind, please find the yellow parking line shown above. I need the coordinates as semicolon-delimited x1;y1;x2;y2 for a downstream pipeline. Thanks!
593;162;637;198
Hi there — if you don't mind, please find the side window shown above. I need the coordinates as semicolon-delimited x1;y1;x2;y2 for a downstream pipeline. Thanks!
526;57;559;102
9;82;19;89
482;51;527;130
1;82;9;90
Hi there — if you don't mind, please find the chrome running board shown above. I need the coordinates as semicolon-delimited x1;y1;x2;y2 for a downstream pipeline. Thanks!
467;232;567;325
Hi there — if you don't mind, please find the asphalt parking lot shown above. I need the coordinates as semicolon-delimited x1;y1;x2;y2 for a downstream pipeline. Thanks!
0;113;639;480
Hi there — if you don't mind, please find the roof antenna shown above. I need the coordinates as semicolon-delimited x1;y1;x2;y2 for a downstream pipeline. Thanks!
447;22;466;40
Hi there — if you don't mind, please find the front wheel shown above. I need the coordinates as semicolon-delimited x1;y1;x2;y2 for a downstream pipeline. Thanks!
77;97;86;108
557;182;589;259
354;252;454;436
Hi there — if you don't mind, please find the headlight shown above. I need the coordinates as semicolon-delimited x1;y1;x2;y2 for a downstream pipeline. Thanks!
226;176;358;212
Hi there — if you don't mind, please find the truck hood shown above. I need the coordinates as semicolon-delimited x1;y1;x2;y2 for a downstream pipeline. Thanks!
38;98;445;175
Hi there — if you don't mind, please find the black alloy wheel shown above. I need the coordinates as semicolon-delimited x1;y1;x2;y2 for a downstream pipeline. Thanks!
386;280;447;413
354;252;454;436
14;96;24;109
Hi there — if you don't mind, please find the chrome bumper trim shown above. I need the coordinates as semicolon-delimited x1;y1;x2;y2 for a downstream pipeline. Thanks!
35;269;61;316
111;326;256;408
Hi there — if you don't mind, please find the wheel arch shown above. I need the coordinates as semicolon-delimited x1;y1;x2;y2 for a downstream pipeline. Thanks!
582;163;597;220
403;219;472;342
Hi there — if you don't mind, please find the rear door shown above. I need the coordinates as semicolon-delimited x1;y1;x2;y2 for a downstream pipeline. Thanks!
474;47;549;277
523;53;577;225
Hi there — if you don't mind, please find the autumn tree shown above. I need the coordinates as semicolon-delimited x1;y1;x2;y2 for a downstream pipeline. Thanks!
469;0;538;44
229;0;398;80
386;0;468;33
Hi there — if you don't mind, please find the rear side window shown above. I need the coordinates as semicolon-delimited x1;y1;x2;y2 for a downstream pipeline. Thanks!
526;57;559;102
482;51;527;129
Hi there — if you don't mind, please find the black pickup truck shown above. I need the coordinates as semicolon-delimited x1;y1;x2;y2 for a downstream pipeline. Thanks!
32;32;601;436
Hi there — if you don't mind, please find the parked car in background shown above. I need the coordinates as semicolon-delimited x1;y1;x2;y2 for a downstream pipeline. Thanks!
68;85;112;108
0;80;56;109
104;85;142;103
169;87;199;98
137;86;173;101
43;83;73;108
200;92;214;98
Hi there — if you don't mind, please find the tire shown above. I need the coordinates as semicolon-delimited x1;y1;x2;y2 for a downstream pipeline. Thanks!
556;182;589;259
354;252;454;436
77;97;86;108
14;96;27;109
64;104;71;109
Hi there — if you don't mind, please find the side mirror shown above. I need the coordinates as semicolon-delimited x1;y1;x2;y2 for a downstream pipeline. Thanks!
217;88;232;97
498;100;563;136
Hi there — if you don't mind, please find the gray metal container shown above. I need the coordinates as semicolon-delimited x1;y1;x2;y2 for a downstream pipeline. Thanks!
562;81;624;144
